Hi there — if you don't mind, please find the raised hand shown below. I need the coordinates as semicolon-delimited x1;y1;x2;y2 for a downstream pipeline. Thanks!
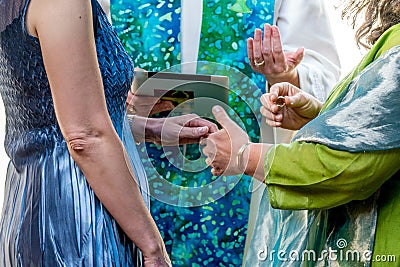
247;24;304;87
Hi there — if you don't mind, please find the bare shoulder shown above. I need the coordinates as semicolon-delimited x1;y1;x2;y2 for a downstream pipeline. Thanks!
26;0;93;39
27;0;100;100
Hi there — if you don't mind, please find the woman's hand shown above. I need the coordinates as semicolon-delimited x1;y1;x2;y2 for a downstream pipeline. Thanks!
155;114;218;146
260;82;323;130
126;90;174;117
247;24;304;87
201;106;250;176
131;114;218;145
143;249;172;267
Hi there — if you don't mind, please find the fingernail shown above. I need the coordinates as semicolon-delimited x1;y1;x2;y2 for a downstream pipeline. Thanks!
199;126;208;134
213;106;222;112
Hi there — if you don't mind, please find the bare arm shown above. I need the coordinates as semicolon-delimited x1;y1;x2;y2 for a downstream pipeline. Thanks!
241;143;271;182
26;0;169;265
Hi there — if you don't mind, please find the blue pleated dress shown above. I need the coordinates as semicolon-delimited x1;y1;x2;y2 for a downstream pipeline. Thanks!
0;1;148;266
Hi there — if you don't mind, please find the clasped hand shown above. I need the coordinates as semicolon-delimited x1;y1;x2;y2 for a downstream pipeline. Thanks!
201;84;322;176
155;114;218;146
130;113;218;146
201;106;250;177
127;90;218;145
261;82;323;130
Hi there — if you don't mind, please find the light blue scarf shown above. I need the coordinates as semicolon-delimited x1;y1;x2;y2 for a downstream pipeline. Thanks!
294;45;400;152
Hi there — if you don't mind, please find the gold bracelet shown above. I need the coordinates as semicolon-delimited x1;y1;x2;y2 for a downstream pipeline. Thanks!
236;142;251;173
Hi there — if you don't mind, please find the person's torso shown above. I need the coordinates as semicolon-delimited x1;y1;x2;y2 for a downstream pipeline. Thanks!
0;0;134;163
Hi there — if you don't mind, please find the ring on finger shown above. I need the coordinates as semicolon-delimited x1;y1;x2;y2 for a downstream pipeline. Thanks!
276;96;286;108
254;60;265;66
127;104;136;114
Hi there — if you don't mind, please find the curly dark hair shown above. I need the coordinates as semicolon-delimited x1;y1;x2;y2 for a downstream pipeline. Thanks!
341;0;400;48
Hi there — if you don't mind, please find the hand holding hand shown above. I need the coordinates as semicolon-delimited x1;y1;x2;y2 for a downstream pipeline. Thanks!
260;82;322;130
126;90;174;117
247;24;304;87
153;114;218;146
201;106;250;176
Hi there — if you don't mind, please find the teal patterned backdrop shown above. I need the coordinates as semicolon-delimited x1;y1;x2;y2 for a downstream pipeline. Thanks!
111;0;181;71
111;0;274;265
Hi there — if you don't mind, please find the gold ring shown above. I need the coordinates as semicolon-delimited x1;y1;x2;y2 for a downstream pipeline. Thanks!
254;60;265;66
127;104;136;114
276;96;286;108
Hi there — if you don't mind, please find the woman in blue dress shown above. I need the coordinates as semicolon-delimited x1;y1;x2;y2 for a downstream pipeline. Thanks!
0;0;215;265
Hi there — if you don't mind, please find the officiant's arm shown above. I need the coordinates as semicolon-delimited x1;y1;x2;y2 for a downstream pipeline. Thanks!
259;143;400;210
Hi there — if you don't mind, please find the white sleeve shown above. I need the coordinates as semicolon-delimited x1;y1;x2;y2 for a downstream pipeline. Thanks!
181;0;203;73
275;0;341;101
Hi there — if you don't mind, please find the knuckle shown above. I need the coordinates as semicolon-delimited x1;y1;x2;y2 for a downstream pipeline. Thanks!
274;66;286;73
262;50;272;57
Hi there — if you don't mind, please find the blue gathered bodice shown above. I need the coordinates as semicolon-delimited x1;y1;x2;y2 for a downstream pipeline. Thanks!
0;1;145;266
0;1;133;163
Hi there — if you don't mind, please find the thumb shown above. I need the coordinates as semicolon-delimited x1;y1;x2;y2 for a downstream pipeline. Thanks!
286;47;304;68
212;105;234;130
290;47;305;68
294;47;305;62
269;82;290;98
287;93;308;108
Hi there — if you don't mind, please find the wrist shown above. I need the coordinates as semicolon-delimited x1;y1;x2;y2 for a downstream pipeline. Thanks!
266;69;299;88
129;115;161;143
236;142;251;174
242;143;270;178
145;118;163;143
141;239;166;258
128;114;144;143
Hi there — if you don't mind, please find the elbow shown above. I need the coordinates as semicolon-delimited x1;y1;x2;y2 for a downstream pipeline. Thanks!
67;135;94;152
63;127;107;155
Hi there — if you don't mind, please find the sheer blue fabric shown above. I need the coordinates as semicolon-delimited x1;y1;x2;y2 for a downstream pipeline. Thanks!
0;0;28;32
0;1;147;265
294;45;400;152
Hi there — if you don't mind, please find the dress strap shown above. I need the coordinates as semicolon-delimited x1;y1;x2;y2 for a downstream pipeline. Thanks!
91;0;99;37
